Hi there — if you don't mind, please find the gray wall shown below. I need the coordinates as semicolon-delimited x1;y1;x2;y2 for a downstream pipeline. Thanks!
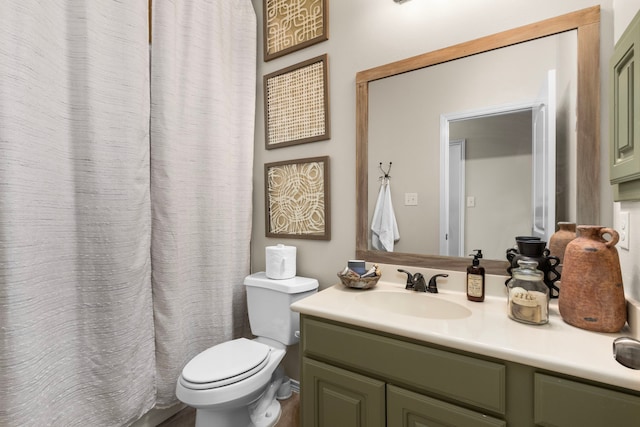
251;0;614;289
250;0;640;382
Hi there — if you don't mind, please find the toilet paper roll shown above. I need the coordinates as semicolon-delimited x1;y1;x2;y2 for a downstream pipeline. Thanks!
265;244;297;279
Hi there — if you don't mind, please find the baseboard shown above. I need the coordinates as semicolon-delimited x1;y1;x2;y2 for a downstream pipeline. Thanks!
290;378;300;393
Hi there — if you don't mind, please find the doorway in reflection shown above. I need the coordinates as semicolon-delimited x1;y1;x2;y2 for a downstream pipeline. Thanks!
442;66;561;261
444;110;533;259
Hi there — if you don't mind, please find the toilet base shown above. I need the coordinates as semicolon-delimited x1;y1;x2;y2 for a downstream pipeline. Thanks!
250;399;281;427
195;405;250;427
193;397;281;427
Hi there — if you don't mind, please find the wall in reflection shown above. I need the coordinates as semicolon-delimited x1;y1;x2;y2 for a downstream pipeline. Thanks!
367;31;577;261
450;112;531;259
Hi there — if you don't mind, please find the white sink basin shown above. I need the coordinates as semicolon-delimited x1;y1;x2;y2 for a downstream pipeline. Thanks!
355;291;472;320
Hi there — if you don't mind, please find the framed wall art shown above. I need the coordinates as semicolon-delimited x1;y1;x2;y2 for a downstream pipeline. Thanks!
264;54;330;150
265;156;331;240
263;0;328;61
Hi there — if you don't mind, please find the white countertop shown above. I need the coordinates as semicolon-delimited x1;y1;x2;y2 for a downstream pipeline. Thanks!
291;264;640;392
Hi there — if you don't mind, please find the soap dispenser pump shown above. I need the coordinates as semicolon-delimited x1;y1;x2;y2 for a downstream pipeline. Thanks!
467;249;485;302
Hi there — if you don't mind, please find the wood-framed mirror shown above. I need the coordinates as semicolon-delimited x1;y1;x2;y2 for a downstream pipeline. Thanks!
356;6;600;275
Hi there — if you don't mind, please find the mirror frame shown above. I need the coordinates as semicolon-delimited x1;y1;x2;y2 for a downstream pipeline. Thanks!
356;6;600;275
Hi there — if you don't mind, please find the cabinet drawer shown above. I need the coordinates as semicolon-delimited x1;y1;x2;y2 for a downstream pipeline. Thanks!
534;373;640;427
302;317;506;414
387;385;506;427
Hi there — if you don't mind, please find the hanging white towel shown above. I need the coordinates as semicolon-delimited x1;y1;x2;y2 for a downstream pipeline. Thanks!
371;180;400;251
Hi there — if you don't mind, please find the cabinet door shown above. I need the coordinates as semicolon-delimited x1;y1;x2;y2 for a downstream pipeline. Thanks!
610;9;640;200
387;385;506;427
302;357;385;427
534;373;640;427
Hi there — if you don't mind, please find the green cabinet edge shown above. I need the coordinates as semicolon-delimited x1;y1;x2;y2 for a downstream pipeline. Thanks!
610;8;640;201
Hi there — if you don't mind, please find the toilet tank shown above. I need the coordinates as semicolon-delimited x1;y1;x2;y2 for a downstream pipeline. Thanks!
244;272;318;345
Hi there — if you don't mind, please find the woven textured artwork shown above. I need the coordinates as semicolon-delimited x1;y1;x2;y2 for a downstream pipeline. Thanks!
266;157;330;239
264;0;326;60
265;56;328;148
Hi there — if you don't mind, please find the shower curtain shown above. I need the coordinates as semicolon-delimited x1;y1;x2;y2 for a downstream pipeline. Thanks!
150;0;257;406
0;0;257;424
0;1;155;426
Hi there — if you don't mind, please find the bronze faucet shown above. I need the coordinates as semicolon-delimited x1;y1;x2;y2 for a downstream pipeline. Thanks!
398;269;447;293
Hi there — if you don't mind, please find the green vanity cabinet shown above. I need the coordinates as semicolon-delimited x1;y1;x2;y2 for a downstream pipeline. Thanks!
299;315;640;427
300;316;507;427
610;9;640;201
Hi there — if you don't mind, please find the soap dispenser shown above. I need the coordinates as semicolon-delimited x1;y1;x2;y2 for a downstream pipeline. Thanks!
467;250;485;302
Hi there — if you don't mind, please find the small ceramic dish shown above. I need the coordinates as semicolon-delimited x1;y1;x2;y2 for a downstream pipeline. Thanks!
337;272;380;289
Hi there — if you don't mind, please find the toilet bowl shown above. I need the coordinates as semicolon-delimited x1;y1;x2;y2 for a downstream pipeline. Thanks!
176;273;318;427
176;337;286;427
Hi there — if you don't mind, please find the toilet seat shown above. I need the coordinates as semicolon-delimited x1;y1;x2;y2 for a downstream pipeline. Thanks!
180;338;271;390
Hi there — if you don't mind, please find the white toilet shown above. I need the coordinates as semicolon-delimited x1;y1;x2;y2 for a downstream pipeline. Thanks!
176;272;318;427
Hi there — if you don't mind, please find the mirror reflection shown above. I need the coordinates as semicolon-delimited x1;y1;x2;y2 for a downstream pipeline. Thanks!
368;32;577;260
356;7;600;274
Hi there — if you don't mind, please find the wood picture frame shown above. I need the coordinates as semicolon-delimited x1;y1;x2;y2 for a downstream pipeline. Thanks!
264;54;330;149
263;0;329;61
265;156;331;240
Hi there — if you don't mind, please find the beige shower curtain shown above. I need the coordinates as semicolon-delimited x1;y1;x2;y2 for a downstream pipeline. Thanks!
150;0;256;406
0;1;155;426
0;0;257;424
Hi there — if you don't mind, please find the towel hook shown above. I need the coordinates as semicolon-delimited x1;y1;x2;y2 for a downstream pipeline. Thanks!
379;162;392;181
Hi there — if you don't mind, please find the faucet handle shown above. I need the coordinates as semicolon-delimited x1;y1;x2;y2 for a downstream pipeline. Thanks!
397;269;415;289
428;274;449;293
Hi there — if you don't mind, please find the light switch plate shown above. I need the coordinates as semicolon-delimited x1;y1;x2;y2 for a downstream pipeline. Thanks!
466;196;476;207
405;193;418;206
619;210;630;250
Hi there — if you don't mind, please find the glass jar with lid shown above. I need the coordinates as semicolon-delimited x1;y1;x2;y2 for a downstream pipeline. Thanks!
507;259;549;325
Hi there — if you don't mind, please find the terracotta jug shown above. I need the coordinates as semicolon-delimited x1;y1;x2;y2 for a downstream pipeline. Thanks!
549;222;576;265
558;226;627;333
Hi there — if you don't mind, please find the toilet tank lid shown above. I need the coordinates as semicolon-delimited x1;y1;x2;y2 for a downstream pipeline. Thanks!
244;272;319;293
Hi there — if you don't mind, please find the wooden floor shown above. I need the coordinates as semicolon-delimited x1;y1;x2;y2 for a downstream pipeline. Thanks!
158;392;300;427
